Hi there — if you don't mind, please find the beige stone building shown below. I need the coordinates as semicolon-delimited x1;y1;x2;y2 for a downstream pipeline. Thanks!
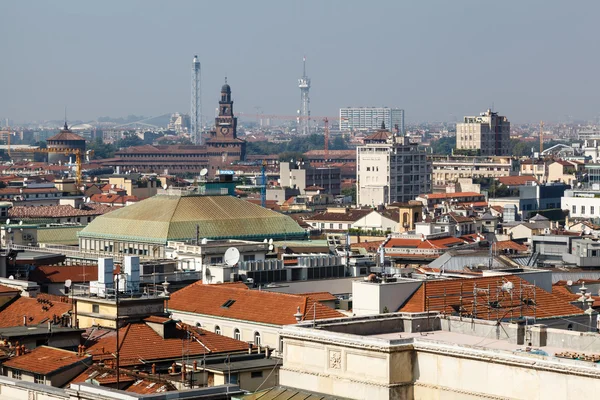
431;155;517;186
456;109;510;156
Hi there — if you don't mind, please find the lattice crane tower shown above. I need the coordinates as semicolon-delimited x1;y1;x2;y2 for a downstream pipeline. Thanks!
191;55;202;145
298;56;311;135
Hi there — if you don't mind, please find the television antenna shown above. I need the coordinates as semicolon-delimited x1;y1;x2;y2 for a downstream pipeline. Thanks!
224;247;240;266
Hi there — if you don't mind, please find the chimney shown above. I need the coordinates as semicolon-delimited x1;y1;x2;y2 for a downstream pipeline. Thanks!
23;316;27;326
171;362;177;374
15;345;20;356
248;342;252;354
257;346;261;355
181;364;186;380
20;345;25;355
47;320;52;333
193;360;198;371
265;346;270;359
151;363;156;375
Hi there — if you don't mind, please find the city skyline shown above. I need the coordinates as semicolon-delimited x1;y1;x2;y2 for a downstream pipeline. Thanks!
2;0;600;124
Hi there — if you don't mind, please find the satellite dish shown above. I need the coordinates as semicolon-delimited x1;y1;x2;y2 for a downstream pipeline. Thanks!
7;228;11;233
201;238;208;244
65;279;72;288
268;244;274;251
163;184;168;190
19;221;22;226
263;239;268;243
268;238;273;245
8;275;14;280
5;219;9;225
23;177;27;182
224;247;240;266
200;168;208;177
567;280;573;287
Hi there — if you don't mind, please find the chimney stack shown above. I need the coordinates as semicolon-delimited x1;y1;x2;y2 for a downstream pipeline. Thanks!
193;360;197;371
248;342;252;354
151;364;156;375
23;316;27;326
15;345;20;357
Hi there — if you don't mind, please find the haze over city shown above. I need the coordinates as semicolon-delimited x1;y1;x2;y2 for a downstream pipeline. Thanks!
2;0;600;124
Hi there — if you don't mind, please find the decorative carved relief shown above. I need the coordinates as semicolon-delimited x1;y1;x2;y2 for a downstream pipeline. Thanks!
329;350;342;369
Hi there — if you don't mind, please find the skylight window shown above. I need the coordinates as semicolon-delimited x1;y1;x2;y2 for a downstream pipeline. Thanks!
221;299;236;308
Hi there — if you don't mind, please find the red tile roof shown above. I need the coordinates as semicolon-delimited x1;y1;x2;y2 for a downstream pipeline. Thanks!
169;282;345;326
47;131;85;141
0;296;72;328
399;275;585;319
497;175;538;186
9;204;114;219
351;240;384;252
296;292;337;302
2;346;86;375
90;193;139;205
305;209;372;223
385;235;477;251
493;240;528;252
29;265;98;284
0;284;20;295
86;320;251;367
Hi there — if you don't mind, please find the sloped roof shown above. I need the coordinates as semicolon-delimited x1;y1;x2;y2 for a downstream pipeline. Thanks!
0;296;72;328
9;204;114;218
399;275;585;319
0;284;20;295
169;282;344;326
305;209;372;223
78;194;306;243
71;366;177;394
29;265;97;284
493;240;528;252
47;131;85;141
86;319;250;366
497;175;538;186
419;192;483;200
2;346;85;375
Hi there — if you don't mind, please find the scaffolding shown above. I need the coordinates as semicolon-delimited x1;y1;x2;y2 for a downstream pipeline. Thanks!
425;278;537;323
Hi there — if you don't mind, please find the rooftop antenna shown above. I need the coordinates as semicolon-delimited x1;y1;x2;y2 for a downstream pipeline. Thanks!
64;106;68;130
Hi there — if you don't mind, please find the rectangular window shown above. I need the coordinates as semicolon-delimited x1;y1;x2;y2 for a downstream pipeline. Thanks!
13;370;21;380
582;206;586;214
243;254;255;262
592;206;595;215
251;371;263;378
329;223;334;229
573;205;577;214
34;374;44;384
226;373;239;384
338;224;343;229
210;256;223;264
92;305;99;313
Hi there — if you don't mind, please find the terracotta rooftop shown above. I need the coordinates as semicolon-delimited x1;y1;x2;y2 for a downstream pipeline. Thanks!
305;209;372;223
29;265;98;284
351;240;384;252
169;282;345;326
71;366;177;394
0;187;58;195
86;319;251;367
0;284;20;295
9;204;115;218
2;346;86;375
399;275;586;319
385;234;480;252
496;175;538;186
90;193;139;205
296;292;337;302
47;131;86;142
493;240;528;252
0;296;72;328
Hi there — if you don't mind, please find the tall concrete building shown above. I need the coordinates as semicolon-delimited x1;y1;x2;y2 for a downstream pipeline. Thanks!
340;107;404;133
455;109;510;156
357;124;431;206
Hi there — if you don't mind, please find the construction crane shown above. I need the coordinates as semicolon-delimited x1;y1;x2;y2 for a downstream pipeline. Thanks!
539;121;544;154
323;117;330;161
18;147;93;187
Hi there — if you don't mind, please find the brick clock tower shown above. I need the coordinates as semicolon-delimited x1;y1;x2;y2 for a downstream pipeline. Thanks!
206;79;246;175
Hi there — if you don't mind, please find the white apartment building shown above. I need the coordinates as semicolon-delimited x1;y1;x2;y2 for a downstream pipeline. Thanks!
456;109;510;156
357;129;431;206
431;155;517;186
562;187;600;220
340;107;404;133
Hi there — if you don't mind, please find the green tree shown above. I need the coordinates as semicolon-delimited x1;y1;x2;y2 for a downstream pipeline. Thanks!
430;137;456;155
88;137;116;159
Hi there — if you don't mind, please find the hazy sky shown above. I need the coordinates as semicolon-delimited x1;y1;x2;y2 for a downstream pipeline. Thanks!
2;0;599;124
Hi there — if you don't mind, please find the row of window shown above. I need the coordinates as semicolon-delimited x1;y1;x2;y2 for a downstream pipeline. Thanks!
212;325;262;346
9;370;43;384
573;205;596;215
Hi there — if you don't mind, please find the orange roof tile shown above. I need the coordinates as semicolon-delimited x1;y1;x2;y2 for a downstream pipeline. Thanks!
0;296;72;328
497;175;538;186
399;276;585;319
494;240;528;252
71;365;177;393
0;284;20;295
86;320;250;367
169;282;344;326
2;346;86;375
296;292;337;302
